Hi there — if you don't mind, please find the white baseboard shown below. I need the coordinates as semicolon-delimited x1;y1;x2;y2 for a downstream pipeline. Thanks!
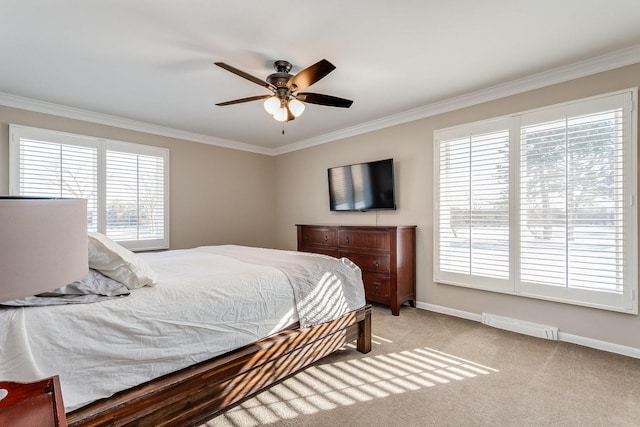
416;301;482;322
558;332;640;359
415;301;640;359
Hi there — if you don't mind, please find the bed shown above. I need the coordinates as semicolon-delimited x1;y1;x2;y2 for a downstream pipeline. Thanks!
0;238;372;426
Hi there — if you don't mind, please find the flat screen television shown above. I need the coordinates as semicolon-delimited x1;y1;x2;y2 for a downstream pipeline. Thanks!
328;158;396;211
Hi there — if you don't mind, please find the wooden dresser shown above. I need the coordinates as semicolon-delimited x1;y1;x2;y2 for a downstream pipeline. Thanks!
296;224;416;315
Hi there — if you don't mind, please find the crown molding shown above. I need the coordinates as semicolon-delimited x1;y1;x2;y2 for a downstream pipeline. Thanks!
2;44;640;157
0;92;273;155
274;44;640;155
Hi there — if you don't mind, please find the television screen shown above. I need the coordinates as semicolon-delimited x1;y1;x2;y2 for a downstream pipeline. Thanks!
328;158;396;211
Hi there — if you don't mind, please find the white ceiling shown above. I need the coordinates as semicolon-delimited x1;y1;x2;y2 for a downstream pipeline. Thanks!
2;1;640;154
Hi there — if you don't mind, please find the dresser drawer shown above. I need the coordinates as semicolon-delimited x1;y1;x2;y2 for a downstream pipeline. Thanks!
297;224;416;316
299;246;340;258
363;274;390;299
338;229;390;251
299;227;337;246
343;252;390;274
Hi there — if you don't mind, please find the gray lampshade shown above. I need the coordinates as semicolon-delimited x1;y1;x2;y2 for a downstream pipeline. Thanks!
0;197;88;303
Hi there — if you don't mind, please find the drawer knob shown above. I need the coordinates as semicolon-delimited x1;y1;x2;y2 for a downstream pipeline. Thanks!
324;235;328;242
373;282;381;289
373;260;380;268
345;236;350;243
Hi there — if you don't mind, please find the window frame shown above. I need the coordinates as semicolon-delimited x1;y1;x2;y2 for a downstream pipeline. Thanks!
434;117;514;294
433;88;638;314
9;124;170;251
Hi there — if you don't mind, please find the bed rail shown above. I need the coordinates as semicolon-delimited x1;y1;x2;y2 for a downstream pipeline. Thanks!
67;304;372;427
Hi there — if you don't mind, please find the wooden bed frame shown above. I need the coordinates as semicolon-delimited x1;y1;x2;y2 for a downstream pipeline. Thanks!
66;304;372;427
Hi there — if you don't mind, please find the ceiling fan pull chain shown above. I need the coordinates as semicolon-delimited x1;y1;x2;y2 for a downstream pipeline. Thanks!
282;121;285;135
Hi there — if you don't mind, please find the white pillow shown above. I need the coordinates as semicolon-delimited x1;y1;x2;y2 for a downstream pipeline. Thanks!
88;232;157;289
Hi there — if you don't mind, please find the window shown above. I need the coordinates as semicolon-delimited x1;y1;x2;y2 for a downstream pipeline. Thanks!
9;125;169;250
434;89;637;313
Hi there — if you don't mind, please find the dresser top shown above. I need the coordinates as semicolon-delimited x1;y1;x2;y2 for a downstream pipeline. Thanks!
296;224;417;229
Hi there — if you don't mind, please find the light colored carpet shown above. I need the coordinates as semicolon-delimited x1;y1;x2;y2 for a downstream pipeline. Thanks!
203;305;640;427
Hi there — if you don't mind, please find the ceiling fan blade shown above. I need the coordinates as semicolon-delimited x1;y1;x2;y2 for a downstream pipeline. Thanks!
287;59;336;91
286;105;295;122
215;94;272;106
214;62;276;92
296;92;353;108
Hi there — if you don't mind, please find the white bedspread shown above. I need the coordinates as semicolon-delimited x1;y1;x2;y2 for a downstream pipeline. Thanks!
0;245;365;411
208;245;365;327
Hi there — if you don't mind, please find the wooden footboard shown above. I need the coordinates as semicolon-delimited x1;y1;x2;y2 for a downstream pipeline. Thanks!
67;304;372;427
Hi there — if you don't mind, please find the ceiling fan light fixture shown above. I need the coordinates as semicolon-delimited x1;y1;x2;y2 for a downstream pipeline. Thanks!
263;96;280;114
288;98;305;117
215;59;352;126
273;107;288;122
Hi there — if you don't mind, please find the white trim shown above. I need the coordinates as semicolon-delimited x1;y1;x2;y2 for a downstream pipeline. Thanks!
416;301;482;322
0;93;273;156
274;44;640;154
2;45;640;156
415;302;640;359
559;332;640;359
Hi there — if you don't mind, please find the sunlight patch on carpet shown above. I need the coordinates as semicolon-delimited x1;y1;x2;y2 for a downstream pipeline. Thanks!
206;347;499;427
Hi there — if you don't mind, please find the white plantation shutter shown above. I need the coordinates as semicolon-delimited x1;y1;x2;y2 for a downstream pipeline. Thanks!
106;149;166;246
469;130;510;279
17;137;98;232
10;125;169;250
434;89;637;313
439;136;471;275
436;120;511;291
518;95;631;309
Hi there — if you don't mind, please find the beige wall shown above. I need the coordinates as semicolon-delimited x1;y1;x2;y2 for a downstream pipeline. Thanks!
274;62;640;349
2;62;639;350
0;106;277;249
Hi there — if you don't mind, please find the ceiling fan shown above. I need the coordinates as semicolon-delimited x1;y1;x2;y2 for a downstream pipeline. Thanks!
214;59;353;122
